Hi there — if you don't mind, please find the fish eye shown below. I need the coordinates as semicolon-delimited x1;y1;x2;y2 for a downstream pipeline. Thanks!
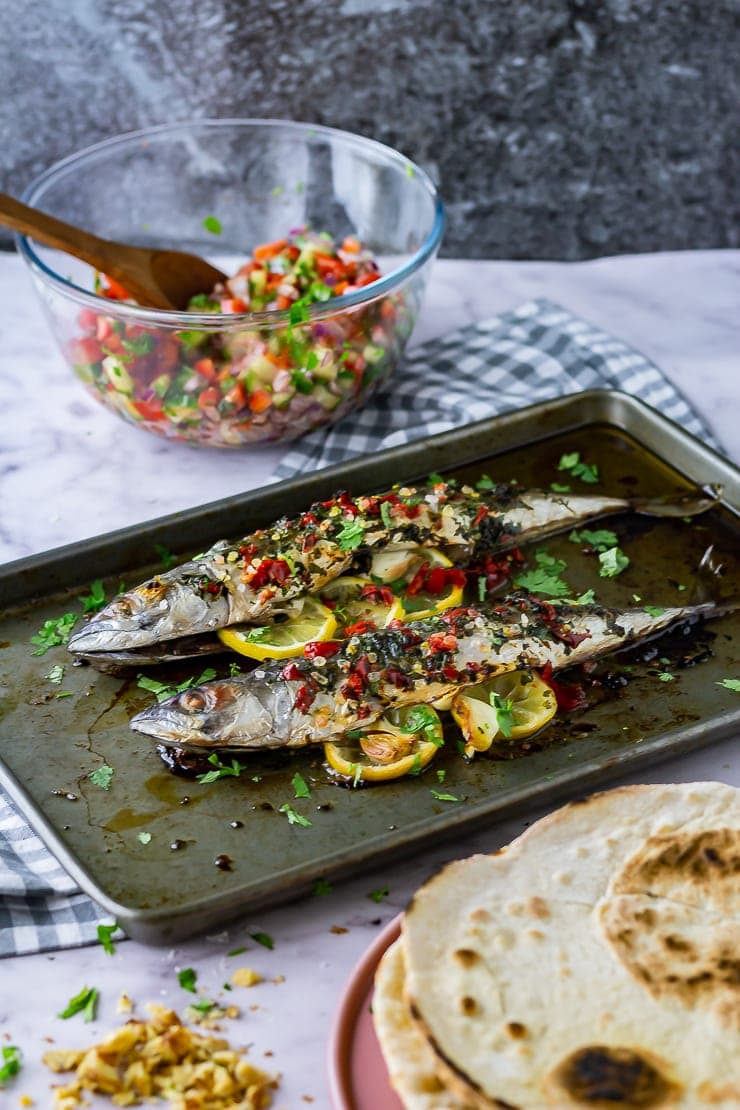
179;689;210;713
108;595;139;618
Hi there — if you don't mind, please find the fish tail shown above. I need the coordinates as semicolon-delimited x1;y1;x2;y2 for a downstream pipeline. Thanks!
689;544;740;614
628;484;722;519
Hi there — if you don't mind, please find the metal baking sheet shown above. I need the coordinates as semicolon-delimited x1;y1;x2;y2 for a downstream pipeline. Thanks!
0;390;738;944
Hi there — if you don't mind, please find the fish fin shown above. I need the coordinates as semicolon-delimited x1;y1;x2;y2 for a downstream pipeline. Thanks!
689;545;740;614
629;484;722;518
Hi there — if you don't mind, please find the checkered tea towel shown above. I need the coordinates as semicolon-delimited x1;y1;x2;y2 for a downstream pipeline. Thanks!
0;298;720;958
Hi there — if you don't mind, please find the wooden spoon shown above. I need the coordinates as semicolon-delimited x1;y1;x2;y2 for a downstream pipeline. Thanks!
0;192;227;310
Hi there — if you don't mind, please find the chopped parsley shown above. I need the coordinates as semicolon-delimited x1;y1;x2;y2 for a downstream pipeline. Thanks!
599;547;630;578
227;946;247;957
644;606;666;618
575;588;596;605
336;519;366;551
89;764;114;791
513;550;570;597
557;452;599;484
279;803;312;827
97;922;118;955
250;931;274;950
490;692;514;738
178;967;198;993
550;481;571;493
197;753;244;784
80;579;106;613
427;472;445;485
407;753;423;776
477;575;487;602
229;661;242;677
45;663;64;684
368;887;389;903
58;985;98;1022
436;768;447;783
313;878;333;896
291;771;311;799
430;789;461;802
154;543;177;569
569;528;619;553
31;612;78;655
137;831;152;845
137;668;217;703
0;1045;21;1085
402;705;443;746
475;475;495;491
202;215;222;235
657;672;675;682
189;999;217;1014
717;678;740;692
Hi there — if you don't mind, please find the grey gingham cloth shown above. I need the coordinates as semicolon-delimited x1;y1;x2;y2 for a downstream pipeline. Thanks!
0;297;720;958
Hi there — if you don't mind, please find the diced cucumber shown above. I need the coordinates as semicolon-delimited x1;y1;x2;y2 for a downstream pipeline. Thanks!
102;355;134;394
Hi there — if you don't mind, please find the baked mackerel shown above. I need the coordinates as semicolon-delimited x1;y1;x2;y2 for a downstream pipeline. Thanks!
130;592;727;751
68;480;717;655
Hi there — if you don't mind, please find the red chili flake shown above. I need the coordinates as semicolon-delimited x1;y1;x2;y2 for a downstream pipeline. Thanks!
402;501;421;519
539;664;589;711
246;557;292;588
303;640;342;659
340;656;371;700
238;543;258;559
343;619;378;637
205;582;222;595
300;512;319;527
423;567;467;595
302;534;318;552
281;661;304;681
295;684;316;713
428;631;458;654
473;505;489;527
336;492;359;517
406;562;431;596
360;584;395;607
355;705;372;720
442;664;460;681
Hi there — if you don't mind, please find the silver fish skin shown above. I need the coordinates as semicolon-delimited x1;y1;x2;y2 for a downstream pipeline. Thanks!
130;594;722;752
68;482;718;655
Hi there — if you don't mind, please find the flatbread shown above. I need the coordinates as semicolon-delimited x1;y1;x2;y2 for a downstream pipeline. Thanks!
399;782;740;1109
373;939;475;1109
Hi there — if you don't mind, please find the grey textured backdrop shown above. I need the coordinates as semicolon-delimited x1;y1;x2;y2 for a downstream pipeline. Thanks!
2;0;737;258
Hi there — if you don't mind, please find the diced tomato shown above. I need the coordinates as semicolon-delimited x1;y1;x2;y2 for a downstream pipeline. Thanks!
198;387;220;409
102;276;131;300
77;308;99;333
342;619;377;637
253;239;288;262
134;399;166;422
249;388;272;414
224;382;248;410
194;358;217;382
73;336;104;365
220;297;248;313
342;236;361;254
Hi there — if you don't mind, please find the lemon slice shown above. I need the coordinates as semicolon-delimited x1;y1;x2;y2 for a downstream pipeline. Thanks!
451;670;557;756
370;547;465;622
218;596;338;660
320;574;404;634
324;704;443;784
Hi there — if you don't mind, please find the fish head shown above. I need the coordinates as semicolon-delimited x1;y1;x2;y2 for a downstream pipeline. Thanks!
67;575;230;653
130;678;281;750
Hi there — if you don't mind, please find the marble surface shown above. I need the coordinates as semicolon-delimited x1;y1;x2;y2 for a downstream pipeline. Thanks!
0;251;738;1107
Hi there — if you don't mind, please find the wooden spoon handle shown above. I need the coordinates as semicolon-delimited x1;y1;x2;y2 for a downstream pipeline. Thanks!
0;192;125;272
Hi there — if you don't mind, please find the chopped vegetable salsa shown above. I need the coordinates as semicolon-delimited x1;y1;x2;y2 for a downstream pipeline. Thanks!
72;229;412;447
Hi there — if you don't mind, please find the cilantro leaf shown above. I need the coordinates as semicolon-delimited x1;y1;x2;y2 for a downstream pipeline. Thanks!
0;1045;22;1085
89;764;114;791
58;986;98;1022
657;672;675;682
227;946;247;957
475;475;495;491
279;803;312;827
550;481;571;493
291;772;311;799
557;452;599;484
178;967;197;993
427;472;445;485
436;768;446;783
717;678;740;692
202;215;222;235
197;753;244;784
335;519;366;551
31;612;78;655
137;668;218;704
250;931;274;949
575;589;596;605
313;878;333;896
368;887;389;903
97;922;118;955
644;605;666;618
137;831;152;845
402;705;443;746
569;528;619;553
430;789;461;802
489;692;514;738
154;543;177;569
513;550;570;597
599;547;630;578
45;663;64;684
80;579;106;613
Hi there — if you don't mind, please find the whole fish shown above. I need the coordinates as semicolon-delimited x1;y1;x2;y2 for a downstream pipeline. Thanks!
69;481;717;655
130;592;727;751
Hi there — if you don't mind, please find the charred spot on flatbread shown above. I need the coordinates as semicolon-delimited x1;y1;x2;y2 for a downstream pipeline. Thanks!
600;826;740;1029
551;1045;677;1107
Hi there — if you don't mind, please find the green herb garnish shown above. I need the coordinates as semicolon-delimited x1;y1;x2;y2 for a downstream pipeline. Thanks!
436;768;446;783
477;575;487;602
292;771;311;799
154;543;177;569
137;831;152;845
227;946;247;957
657;672;675;682
97;923;118;955
89;764;114;791
380;501;394;529
599;547;630;578
475;475;495;491
58;986;98;1022
368;887;389;903
45;663;64;684
0;1045;21;1085
550;482;571;493
202;215;222;235
513;550;570;597
178;967;198;993
279;803;312;827
557;452;599;484
644;606;666;618
31;612;78;655
402;705;443;746
137;668;217;703
430;789;461;802
189;999;217;1014
717;678;740;692
575;589;596;605
490;692;514;738
336;519;366;551
197;753;244;784
250;932;274;950
80;579;106;613
313;878;333;897
569;528;619;553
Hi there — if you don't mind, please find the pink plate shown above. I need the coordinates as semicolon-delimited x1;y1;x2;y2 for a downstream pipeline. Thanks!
328;914;405;1110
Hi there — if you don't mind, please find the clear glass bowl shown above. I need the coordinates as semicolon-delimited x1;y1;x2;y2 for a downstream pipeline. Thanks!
18;120;444;448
